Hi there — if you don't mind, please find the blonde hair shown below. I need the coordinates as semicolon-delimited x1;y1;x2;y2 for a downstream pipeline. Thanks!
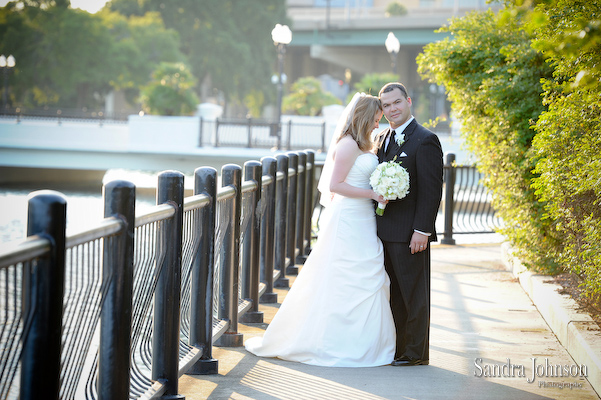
338;95;382;151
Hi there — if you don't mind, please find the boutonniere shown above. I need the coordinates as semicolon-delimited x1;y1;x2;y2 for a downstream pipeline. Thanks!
395;133;405;147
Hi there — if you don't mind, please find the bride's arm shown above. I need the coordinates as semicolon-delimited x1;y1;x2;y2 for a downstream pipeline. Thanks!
330;137;384;202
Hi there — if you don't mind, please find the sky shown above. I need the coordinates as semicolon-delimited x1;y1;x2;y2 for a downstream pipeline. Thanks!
0;0;110;13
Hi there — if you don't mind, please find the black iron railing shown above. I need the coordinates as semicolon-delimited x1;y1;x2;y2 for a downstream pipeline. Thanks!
439;153;502;244
0;150;499;399
0;150;316;400
312;153;502;244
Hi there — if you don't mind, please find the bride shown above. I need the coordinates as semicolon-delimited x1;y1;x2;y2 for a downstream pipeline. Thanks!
244;93;396;367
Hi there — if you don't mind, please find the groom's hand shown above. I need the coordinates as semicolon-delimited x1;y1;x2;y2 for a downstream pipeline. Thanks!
410;231;428;254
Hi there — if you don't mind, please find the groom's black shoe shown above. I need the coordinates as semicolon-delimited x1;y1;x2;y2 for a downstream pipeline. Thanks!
391;356;429;367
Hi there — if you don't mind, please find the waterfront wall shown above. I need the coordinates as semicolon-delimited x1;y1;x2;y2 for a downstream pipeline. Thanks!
0;114;472;185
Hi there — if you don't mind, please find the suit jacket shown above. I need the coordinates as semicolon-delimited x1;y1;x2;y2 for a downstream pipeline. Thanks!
375;119;444;243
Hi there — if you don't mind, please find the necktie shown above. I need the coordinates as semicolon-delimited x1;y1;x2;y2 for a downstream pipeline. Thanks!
386;130;396;155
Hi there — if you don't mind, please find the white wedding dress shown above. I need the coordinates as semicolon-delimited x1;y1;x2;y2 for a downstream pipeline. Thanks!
244;153;396;367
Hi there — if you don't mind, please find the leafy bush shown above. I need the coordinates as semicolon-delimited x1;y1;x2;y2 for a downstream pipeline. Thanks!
139;62;199;116
282;77;341;116
418;0;601;303
417;9;560;273
350;73;399;100
529;0;601;302
385;2;408;17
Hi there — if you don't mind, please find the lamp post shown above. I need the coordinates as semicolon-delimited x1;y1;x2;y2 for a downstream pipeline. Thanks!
0;54;15;113
271;24;292;149
385;32;400;75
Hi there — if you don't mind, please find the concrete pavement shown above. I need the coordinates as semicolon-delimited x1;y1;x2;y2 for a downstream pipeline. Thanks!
178;243;600;400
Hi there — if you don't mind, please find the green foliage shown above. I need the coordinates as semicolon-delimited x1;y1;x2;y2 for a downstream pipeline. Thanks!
114;0;288;105
418;0;601;302
243;90;265;118
417;9;560;273
282;77;341;116
97;10;185;105
529;0;601;302
385;2;408;17
350;73;400;100
0;3;183;109
0;5;115;108
0;0;286;112
139;62;199;115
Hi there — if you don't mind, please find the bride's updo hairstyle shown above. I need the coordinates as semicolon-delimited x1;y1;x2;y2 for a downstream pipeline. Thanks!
338;95;382;152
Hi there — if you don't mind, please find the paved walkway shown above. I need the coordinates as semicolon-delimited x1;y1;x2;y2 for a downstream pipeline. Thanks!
178;243;600;399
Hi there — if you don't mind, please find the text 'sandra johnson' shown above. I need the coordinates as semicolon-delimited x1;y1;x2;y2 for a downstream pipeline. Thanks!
474;357;587;383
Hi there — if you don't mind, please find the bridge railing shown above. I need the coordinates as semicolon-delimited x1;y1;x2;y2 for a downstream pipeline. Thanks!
0;150;316;400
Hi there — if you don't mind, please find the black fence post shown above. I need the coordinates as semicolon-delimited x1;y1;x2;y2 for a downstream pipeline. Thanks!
274;154;290;288
247;117;252;148
152;171;185;399
295;151;307;264
286;152;299;275
239;161;264;323
442;153;457;245
198;116;204;147
215;118;221;147
321;122;327;152
98;181;136;399
303;150;315;256
188;167;218;374
287;120;293;150
259;156;278;303
215;164;244;347
21;191;66;400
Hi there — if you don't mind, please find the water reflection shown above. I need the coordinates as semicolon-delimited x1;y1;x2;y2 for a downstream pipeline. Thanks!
0;169;172;244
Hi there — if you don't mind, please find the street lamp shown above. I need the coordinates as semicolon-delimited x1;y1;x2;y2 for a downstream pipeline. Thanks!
0;54;16;113
385;32;400;75
271;23;292;149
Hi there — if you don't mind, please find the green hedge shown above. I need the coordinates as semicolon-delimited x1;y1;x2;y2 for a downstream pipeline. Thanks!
417;9;560;273
417;2;601;304
530;0;601;301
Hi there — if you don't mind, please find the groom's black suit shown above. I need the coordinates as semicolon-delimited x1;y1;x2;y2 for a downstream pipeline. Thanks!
375;119;443;362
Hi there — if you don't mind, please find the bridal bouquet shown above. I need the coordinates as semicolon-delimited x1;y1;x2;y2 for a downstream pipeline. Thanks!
369;159;410;216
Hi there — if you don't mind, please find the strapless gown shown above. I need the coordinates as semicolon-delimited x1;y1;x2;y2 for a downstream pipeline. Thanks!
244;153;395;367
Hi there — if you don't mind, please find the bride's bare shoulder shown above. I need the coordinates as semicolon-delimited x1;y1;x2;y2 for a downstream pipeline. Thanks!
333;137;361;161
336;135;360;151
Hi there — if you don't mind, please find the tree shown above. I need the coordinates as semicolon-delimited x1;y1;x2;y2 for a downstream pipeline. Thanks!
282;76;341;116
0;4;115;108
139;62;199;116
350;73;399;99
0;2;187;110
97;9;186;105
110;0;288;108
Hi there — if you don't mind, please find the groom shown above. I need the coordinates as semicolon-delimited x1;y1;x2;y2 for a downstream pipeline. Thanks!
375;82;443;366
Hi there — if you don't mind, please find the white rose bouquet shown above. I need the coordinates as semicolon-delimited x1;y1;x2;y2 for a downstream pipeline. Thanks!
369;159;410;216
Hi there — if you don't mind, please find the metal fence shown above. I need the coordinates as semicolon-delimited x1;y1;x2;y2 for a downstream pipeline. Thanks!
0;149;500;399
0;151;316;399
312;153;502;244
0;107;129;125
438;153;501;244
0;109;328;151
203;118;327;151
